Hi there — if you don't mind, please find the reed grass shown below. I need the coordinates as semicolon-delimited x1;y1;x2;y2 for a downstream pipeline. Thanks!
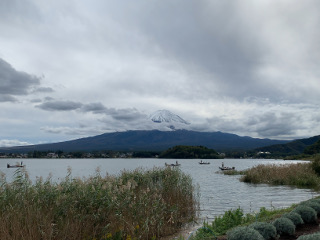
0;167;198;240
240;163;320;189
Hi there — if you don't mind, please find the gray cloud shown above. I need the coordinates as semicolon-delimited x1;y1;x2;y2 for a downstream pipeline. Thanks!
246;112;299;138
81;102;107;114
37;100;147;123
33;87;54;93
36;100;83;111
0;58;41;96
107;108;147;122
105;0;320;102
81;103;147;121
0;95;18;102
30;98;42;103
40;126;103;136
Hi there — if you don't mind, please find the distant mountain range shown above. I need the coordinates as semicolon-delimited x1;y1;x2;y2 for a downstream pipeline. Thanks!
0;130;289;153
255;135;320;156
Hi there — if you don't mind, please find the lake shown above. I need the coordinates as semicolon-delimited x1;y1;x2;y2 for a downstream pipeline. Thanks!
1;158;319;221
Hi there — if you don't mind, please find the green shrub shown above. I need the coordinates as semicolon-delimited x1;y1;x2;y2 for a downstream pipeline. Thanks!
301;200;320;215
209;208;249;235
309;197;320;205
273;217;295;236
293;205;317;223
227;226;264;240
249;222;277;240
282;212;304;226
297;232;320;240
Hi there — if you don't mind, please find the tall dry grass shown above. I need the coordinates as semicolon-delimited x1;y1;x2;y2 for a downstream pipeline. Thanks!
240;163;320;189
0;167;198;240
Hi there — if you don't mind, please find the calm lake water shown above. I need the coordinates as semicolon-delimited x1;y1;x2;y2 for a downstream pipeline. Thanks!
1;158;319;221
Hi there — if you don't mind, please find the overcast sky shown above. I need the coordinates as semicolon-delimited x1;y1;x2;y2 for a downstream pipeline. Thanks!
1;0;320;147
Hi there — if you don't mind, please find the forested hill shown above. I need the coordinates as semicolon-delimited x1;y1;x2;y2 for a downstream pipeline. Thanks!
0;130;289;153
304;139;320;155
159;145;222;159
255;135;320;156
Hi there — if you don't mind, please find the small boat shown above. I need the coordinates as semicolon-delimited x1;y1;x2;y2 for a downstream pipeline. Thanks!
7;162;25;168
219;166;235;171
199;160;210;165
165;161;180;167
219;162;235;171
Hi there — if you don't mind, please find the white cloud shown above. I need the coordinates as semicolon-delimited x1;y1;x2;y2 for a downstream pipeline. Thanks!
0;139;30;148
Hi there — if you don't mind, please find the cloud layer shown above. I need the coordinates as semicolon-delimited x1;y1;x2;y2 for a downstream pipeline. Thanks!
1;0;320;146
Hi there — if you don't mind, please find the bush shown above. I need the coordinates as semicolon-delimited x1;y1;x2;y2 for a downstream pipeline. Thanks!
227;226;264;240
311;155;320;176
293;205;317;223
301;200;320;215
309;197;320;205
249;222;277;240
209;208;248;236
297;232;320;240
273;217;295;236
282;212;304;226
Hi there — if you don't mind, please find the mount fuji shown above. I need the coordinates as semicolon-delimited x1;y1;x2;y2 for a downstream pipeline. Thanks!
149;110;190;130
0;109;291;153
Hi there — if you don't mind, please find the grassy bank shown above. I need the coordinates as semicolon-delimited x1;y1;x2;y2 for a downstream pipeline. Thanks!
240;162;320;189
189;206;294;239
188;157;320;239
190;158;320;240
0;167;198;240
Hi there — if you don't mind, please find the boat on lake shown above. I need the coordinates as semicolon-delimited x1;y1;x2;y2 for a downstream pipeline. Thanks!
219;162;235;171
199;160;210;165
7;162;25;168
165;161;180;167
219;166;235;171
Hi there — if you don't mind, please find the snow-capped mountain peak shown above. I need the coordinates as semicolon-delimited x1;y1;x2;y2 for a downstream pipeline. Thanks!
149;110;190;125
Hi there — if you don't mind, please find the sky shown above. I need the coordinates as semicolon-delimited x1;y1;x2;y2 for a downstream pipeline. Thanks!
1;0;320;147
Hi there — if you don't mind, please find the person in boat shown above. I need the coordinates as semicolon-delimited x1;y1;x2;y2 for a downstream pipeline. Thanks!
222;162;224;168
200;160;203;163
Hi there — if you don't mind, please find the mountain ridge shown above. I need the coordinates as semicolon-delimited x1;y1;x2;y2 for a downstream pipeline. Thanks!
255;135;320;156
0;130;289;153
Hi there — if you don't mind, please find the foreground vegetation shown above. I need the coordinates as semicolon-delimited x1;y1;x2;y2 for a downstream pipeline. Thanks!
191;197;320;240
0;167;198;240
190;156;320;239
190;206;294;239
